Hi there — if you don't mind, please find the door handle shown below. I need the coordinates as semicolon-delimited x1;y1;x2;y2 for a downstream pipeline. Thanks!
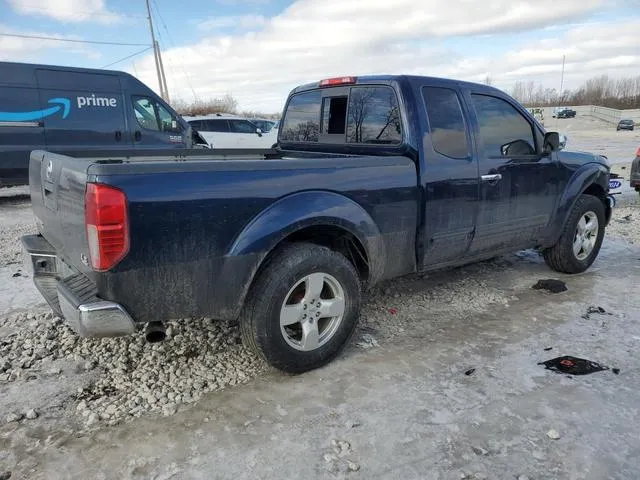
134;131;141;141
481;174;502;182
115;130;122;141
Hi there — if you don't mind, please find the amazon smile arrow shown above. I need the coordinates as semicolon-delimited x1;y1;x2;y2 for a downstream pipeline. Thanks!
0;98;71;122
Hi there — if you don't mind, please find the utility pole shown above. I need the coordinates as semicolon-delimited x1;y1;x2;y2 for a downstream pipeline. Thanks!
145;0;169;101
559;55;566;102
155;40;170;103
555;54;566;131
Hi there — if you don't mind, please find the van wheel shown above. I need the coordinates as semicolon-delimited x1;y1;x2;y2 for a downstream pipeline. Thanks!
543;194;605;274
240;243;361;374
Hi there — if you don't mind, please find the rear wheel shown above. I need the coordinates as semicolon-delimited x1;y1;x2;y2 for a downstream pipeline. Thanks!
240;243;361;374
543;194;605;274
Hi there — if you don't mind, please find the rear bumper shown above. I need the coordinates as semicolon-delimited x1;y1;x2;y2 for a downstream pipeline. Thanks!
22;234;136;337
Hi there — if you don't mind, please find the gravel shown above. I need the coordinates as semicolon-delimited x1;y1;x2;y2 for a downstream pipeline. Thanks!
0;311;265;427
1;155;639;431
6;412;23;423
0;222;35;267
606;204;640;244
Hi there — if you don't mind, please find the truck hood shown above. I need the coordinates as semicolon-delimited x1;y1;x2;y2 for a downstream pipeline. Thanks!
557;150;610;170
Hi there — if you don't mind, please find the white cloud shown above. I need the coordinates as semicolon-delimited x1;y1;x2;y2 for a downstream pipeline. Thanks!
7;0;121;24
3;0;635;114
198;15;266;31
0;25;100;61
130;0;632;112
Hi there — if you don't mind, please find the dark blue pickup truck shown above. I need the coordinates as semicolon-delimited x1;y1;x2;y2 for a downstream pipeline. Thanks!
22;75;612;373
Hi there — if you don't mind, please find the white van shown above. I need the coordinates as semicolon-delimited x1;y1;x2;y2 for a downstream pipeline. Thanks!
184;114;276;149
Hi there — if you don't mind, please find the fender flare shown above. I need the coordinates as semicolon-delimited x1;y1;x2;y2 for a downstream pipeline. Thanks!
543;163;610;247
224;190;386;309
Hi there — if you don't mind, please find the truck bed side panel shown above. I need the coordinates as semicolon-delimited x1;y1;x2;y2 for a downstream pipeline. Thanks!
32;154;418;323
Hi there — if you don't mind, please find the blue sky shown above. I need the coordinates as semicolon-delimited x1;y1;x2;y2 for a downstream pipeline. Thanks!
1;0;639;112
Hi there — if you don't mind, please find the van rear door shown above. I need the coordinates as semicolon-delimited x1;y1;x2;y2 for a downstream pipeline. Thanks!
36;68;130;151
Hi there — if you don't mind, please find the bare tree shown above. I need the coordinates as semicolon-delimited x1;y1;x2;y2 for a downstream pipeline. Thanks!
347;88;377;143
511;74;640;109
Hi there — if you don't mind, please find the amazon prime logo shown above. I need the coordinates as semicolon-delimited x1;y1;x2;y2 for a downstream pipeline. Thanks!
0;97;70;122
46;160;53;180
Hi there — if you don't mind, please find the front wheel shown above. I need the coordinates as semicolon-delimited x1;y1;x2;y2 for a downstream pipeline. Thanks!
543;194;605;274
240;243;361;374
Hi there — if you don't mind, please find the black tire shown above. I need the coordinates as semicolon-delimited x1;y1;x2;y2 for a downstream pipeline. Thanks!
543;194;605;274
240;243;361;374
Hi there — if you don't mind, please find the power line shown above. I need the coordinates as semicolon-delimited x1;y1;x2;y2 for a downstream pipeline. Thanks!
0;32;150;46
101;46;154;68
11;4;145;19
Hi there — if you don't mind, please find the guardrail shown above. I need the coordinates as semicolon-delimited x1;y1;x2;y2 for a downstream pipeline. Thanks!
530;105;640;125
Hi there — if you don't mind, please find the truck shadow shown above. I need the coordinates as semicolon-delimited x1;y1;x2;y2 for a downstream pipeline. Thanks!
0;194;30;205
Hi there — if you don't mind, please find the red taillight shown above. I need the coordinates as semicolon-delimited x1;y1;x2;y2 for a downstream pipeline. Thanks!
85;183;129;271
319;76;357;87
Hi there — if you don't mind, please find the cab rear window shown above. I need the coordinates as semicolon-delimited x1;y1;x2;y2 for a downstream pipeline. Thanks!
280;86;402;144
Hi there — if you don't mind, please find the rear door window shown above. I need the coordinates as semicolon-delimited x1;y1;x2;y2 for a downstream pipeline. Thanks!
422;86;470;159
202;119;230;132
229;119;257;133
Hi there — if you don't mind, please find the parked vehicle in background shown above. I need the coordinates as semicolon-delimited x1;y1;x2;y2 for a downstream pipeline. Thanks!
631;146;640;195
262;120;280;148
23;74;612;374
0;61;207;187
528;108;545;126
250;118;277;132
184;114;274;149
557;108;576;119
617;119;635;131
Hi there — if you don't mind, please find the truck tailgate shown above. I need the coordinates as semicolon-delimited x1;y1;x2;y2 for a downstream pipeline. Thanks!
29;150;91;274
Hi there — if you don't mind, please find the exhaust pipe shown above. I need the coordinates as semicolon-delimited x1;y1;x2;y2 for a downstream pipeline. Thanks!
145;321;166;343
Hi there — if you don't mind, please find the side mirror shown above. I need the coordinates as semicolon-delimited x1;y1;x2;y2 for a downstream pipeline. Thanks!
543;132;560;153
256;128;263;136
559;134;567;150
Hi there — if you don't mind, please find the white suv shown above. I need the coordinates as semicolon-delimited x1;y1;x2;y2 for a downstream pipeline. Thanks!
184;114;275;149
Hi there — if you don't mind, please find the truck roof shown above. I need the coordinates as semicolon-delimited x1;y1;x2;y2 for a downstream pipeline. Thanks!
289;74;507;96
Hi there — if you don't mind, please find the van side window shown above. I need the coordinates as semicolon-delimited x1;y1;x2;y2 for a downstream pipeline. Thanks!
132;96;181;133
157;103;181;133
422;86;469;159
471;94;536;157
346;87;402;144
280;90;321;142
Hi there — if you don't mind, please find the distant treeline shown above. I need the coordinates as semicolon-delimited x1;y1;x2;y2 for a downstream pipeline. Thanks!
171;95;280;119
511;75;640;109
